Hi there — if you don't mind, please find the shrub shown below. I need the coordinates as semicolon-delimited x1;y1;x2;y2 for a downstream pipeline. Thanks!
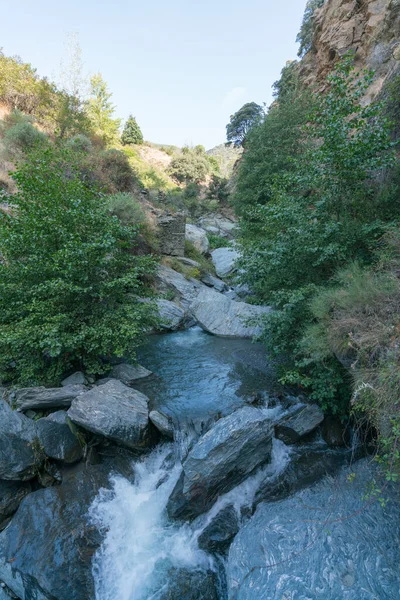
0;146;157;385
207;234;231;251
92;149;136;193
3;121;47;158
107;192;146;225
65;134;93;153
296;0;326;57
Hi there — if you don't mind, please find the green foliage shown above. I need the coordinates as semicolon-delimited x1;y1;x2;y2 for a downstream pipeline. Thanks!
121;115;143;145
65;134;93;153
206;174;230;204
2;118;47;159
169;146;217;184
184;240;215;275
107;192;146;225
296;0;326;58
207;234;231;251
86;73;121;146
226;102;264;147
0;146;157;385
85;149;136;193
207;143;242;178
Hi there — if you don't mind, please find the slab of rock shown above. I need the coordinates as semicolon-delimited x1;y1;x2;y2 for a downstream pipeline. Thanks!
156;299;186;331
157;213;185;256
0;398;41;481
155;567;219;600
0;465;110;600
185;224;210;254
190;287;271;338
275;404;324;444
68;379;151;450
13;384;86;411
61;371;87;386
155;265;205;309
201;273;228;292
149;410;174;439
211;247;239;277
198;215;236;238
174;256;201;268
197;504;239;554
110;362;152;384
167;407;273;519
36;411;83;464
0;480;32;530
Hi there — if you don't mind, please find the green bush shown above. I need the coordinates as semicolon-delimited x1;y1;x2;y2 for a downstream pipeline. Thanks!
65;134;93;153
3;121;47;158
121;115;143;145
207;234;231;251
89;148;136;193
107;192;146;225
0;146;157;385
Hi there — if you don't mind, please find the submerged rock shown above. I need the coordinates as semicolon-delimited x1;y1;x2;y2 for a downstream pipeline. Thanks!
190;287;271;338
275;403;324;444
149;410;174;439
185;224;210;254
156;299;186;330
0;399;41;481
36;410;83;464
211;247;239;277
68;379;152;450
13;384;86;411
197;504;240;554
110;362;153;384
167;407;273;519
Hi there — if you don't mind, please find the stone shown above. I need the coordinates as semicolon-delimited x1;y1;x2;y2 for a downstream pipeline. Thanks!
36;411;83;464
0;398;41;481
155;567;219;600
13;384;86;411
197;504;239;553
200;273;228;292
185;224;210;254
0;465;110;600
275;404;324;444
190;287;272;338
321;416;351;447
61;371;87;386
149;410;174;439
68;379;152;450
167;407;273;519
173;256;201;268
110;362;152;384
0;480;32;530
211;247;240;277
198;215;237;238
156;299;186;330
154;265;205;309
157;213;186;256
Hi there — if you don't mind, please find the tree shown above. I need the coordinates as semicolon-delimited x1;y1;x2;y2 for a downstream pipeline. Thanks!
169;146;217;184
226;102;264;147
296;0;326;58
0;146;157;385
121;115;143;145
86;73;121;146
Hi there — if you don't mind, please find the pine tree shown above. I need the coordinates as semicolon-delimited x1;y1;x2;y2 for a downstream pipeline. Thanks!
121;115;143;145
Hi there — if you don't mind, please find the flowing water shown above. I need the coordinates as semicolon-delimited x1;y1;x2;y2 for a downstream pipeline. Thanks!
90;327;400;600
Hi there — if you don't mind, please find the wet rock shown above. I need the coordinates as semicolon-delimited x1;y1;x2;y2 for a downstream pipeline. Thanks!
167;407;273;519
201;273;228;292
156;299;186;331
0;399;41;481
275;404;324;444
185;224;210;254
110;362;152;384
190;287;271;338
227;459;400;600
68;379;152;450
61;371;87;386
321;416;351;448
13;384;86;412
0;481;32;530
154;265;205;309
211;247;239;277
36;411;83;464
0;465;110;600
149;410;174;439
155;567;219;600
197;505;240;554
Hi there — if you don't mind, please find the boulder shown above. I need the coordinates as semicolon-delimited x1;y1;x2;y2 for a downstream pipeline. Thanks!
0;480;32;530
61;371;87;387
185;224;210;254
36;411;83;464
0;399;41;481
157;213;186;256
190;287;271;338
154;265;205;310
156;299;186;331
275;404;324;444
198;215;236;238
155;567;219;600
321;416;351;447
197;504;239;554
13;384;86;412
167;407;273;519
200;273;228;292
68;379;152;450
110;362;152;384
211;247;240;277
174;256;201;268
0;465;110;600
149;410;174;439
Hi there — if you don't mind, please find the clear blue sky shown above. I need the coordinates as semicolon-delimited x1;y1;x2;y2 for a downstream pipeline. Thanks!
1;0;305;149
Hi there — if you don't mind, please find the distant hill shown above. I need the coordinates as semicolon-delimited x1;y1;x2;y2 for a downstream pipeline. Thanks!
207;144;242;178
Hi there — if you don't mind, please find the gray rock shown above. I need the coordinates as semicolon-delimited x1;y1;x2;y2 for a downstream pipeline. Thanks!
275;404;324;444
36;411;83;464
149;410;174;439
321;416;351;447
0;465;110;600
68;379;151;450
110;362;152;384
154;265;205;310
167;407;273;519
190;287;271;338
197;504;239;554
201;273;228;292
155;567;219;600
0;480;32;530
156;299;186;331
61;371;87;386
0;398;41;481
211;247;240;277
185;224;210;254
157;213;186;256
198;215;236;238
13;384;86;411
174;256;201;268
